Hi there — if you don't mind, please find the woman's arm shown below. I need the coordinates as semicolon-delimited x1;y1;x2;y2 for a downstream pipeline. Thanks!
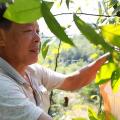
59;53;109;91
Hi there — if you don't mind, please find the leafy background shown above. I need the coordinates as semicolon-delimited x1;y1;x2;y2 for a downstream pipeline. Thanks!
2;0;120;119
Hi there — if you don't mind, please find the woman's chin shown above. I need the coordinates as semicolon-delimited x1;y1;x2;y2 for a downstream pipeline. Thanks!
28;57;38;65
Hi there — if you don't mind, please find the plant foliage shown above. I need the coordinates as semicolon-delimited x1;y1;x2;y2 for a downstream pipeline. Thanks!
2;0;120;119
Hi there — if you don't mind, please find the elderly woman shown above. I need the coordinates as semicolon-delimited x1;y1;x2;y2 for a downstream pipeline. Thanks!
0;2;109;120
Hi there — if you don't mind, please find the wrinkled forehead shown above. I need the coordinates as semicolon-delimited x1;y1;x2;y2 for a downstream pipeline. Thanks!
11;22;39;30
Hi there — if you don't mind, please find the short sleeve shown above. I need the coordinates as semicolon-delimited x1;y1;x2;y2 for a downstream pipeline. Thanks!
29;64;67;90
0;74;43;120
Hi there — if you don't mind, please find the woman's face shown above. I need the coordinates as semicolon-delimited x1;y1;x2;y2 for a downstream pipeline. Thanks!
1;22;41;66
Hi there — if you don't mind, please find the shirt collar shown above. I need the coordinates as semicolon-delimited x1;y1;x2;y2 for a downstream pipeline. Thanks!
0;57;27;85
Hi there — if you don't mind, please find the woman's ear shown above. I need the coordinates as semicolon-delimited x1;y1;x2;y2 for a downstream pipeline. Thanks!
0;29;5;47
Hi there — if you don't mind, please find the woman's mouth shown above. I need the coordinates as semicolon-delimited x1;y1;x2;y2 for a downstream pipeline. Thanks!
30;49;39;54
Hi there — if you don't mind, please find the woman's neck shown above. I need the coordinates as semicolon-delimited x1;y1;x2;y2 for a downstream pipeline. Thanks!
11;63;30;82
0;54;29;79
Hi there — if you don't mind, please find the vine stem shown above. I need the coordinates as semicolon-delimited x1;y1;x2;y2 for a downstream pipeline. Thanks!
48;40;62;115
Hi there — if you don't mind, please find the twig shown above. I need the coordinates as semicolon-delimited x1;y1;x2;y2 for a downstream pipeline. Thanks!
54;40;61;71
54;12;115;17
48;40;62;116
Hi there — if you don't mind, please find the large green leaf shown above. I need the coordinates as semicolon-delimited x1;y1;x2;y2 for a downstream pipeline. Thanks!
95;62;117;85
3;0;42;23
0;0;7;3
0;0;10;3
41;1;75;46
111;68;120;92
101;24;120;48
73;14;113;52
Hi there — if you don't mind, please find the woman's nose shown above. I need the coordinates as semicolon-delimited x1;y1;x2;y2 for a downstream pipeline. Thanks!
33;32;41;43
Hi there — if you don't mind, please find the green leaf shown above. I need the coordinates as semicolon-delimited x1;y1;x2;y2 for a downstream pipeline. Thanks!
0;0;13;4
3;0;42;23
109;0;118;8
41;1;75;46
112;5;120;15
95;62;117;85
0;0;14;11
111;68;120;92
101;24;120;48
0;0;7;3
41;39;50;59
88;107;98;120
44;1;54;9
66;0;70;9
0;0;5;2
73;14;113;52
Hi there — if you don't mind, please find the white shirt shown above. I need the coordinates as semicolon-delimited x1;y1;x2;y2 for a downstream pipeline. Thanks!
0;57;66;120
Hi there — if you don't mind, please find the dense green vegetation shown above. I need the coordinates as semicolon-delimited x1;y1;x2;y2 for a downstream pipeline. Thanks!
39;35;104;119
39;34;103;70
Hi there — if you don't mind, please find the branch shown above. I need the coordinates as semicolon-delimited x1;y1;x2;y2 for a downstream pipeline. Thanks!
54;12;115;17
54;40;61;71
48;40;62;116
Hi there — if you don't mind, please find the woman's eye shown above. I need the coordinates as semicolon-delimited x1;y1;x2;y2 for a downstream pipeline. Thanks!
23;30;32;33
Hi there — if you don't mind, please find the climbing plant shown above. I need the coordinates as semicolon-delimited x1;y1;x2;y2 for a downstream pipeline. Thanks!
1;0;120;119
